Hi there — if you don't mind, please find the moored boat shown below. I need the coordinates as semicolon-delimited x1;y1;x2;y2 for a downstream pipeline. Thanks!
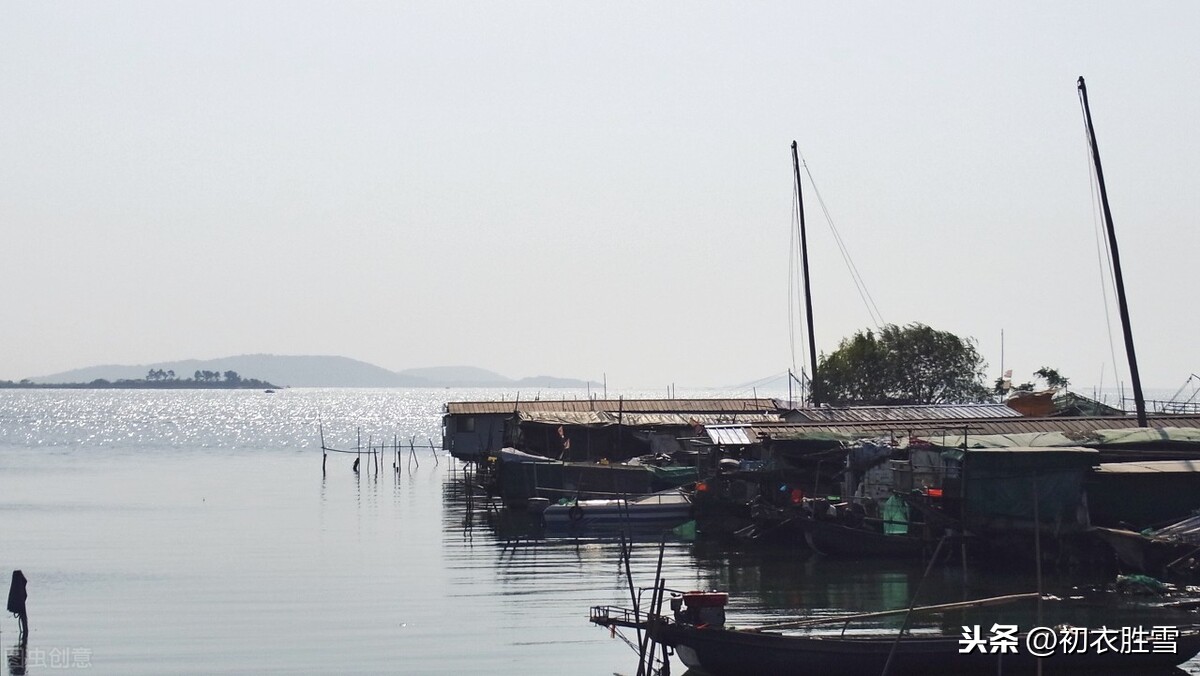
592;590;1200;675
542;488;693;529
800;516;935;558
654;620;1200;675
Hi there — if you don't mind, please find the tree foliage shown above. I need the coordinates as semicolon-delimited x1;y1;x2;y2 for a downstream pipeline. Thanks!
1034;367;1069;389
814;323;990;405
996;367;1070;395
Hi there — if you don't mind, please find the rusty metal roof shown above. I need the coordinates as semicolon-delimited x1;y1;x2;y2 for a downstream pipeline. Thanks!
445;398;782;416
516;411;782;427
709;415;1200;443
792;403;1022;423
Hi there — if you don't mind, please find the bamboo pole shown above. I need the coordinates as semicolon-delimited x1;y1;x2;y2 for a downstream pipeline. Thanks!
319;421;327;476
752;593;1043;632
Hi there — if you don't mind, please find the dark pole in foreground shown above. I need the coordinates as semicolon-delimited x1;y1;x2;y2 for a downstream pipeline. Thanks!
1078;76;1147;427
791;141;819;405
7;570;28;642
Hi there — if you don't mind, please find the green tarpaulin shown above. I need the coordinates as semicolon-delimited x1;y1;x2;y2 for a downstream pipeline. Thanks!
882;495;909;535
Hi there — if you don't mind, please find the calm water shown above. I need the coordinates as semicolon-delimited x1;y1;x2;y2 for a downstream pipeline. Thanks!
1;388;1197;674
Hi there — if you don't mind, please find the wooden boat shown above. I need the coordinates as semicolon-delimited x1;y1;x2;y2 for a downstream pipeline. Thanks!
542;488;692;529
742;495;949;557
800;517;933;558
654;620;1200;675
1095;513;1200;581
592;591;1200;675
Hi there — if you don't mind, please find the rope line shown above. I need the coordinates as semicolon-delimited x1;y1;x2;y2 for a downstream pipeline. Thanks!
1079;90;1126;407
799;151;885;329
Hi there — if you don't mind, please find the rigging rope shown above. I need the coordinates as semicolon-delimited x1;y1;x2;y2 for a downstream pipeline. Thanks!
799;152;886;329
788;148;884;407
1079;91;1126;407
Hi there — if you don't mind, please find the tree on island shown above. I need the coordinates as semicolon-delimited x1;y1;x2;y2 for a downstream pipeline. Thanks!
1;370;275;389
192;370;227;382
814;322;990;405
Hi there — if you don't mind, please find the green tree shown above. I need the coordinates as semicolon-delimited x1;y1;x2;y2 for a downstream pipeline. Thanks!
223;370;240;383
814;323;990;405
1034;367;1069;389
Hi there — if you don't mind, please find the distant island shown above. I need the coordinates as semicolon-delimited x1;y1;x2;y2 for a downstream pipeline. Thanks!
1;369;278;390
19;355;596;389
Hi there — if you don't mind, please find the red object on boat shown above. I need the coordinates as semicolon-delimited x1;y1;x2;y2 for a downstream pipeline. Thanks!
683;592;729;608
926;488;943;498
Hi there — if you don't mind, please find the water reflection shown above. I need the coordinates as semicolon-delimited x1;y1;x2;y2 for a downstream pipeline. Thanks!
453;466;1200;675
2;389;1198;675
6;641;25;676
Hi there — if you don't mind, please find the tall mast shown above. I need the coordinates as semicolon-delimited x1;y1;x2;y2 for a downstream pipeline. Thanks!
1077;76;1147;426
792;141;819;405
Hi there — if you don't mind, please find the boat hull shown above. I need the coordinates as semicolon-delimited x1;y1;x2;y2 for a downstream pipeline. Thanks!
801;518;932;558
655;622;1200;675
542;491;692;529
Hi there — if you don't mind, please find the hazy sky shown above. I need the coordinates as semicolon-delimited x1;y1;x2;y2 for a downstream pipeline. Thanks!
3;2;1198;391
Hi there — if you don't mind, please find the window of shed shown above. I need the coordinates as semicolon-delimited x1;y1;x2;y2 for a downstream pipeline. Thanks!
460;416;476;433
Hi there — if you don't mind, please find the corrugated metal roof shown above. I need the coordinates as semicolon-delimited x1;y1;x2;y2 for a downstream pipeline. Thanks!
793;404;1022;422
719;415;1200;441
446;398;781;416
1097;460;1200;474
517;410;782;427
707;426;753;445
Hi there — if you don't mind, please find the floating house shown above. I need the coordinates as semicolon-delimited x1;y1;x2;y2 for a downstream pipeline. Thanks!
442;397;787;461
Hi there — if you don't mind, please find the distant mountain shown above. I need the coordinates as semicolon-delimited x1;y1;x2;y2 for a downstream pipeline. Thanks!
395;365;511;386
30;355;594;388
393;366;596;388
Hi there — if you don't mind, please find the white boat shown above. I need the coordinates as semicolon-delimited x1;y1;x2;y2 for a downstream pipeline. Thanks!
542;488;693;528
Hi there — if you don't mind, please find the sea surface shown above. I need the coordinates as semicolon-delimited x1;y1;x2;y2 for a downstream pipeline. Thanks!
1;388;1198;675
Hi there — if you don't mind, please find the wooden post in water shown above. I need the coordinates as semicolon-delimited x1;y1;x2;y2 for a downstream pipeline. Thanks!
319;421;327;476
657;577;671;676
620;531;642;646
637;537;668;676
617;396;624;457
1033;472;1044;676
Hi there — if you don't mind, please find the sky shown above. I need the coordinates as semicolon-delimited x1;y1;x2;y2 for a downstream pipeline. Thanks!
2;2;1198;392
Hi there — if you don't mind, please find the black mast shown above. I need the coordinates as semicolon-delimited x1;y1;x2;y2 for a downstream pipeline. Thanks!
1077;76;1148;426
791;141;819;405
